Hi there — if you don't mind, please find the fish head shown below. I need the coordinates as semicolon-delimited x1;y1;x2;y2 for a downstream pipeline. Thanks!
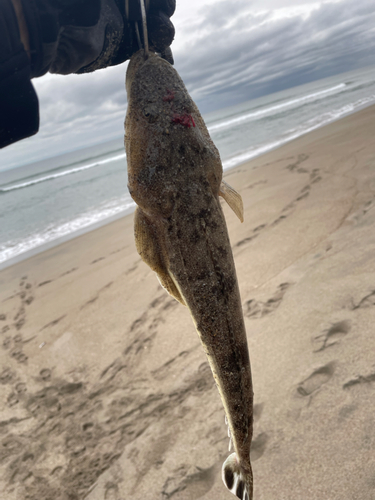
125;50;223;219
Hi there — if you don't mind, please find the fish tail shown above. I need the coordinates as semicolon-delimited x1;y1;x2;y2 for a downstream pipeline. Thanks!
222;453;253;500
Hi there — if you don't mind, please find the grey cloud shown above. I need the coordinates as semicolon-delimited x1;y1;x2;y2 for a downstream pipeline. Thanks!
196;0;251;29
29;64;128;155
36;64;127;121
174;0;375;111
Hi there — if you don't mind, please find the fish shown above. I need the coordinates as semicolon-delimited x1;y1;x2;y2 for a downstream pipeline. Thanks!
125;49;254;500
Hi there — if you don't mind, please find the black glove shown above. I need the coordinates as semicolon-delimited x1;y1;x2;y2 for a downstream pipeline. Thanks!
1;0;175;148
21;0;175;77
0;0;39;147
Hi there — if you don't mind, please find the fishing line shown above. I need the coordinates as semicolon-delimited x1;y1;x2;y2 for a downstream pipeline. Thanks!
139;0;149;57
124;0;149;57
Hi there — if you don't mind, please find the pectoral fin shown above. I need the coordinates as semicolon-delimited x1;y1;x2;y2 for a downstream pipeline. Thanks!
219;180;244;223
134;208;186;305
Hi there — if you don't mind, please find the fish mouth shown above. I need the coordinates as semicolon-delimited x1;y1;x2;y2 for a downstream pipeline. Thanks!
126;49;151;94
126;49;171;95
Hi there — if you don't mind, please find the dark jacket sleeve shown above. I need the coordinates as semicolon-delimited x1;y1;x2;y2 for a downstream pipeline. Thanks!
0;0;39;148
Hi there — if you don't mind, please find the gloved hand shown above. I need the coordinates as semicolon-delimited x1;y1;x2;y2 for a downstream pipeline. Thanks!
20;0;175;77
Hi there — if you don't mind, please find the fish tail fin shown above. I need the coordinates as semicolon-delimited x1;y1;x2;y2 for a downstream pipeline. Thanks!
222;453;253;500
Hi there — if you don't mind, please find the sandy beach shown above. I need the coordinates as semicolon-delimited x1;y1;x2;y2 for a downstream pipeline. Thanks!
1;104;375;500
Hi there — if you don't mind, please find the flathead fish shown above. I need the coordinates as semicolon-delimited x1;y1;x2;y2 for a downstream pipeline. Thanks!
125;50;254;500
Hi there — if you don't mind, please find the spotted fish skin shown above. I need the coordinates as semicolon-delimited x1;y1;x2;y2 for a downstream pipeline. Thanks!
125;50;254;499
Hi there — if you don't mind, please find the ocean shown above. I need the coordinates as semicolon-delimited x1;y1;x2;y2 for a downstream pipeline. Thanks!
1;64;375;269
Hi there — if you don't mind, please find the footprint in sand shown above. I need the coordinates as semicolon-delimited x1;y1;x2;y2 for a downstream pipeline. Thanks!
80;281;113;310
0;367;16;384
234;223;268;249
15;382;27;394
60;267;77;277
40;315;66;331
311;175;322;184
40;368;52;381
124;292;178;359
253;224;267;233
125;260;140;274
296;191;310;201
351;290;375;310
10;279;34;331
7;392;20;407
282;201;296;213
161;463;218;499
19;275;27;285
104;482;121;500
91;257;105;264
10;348;28;364
38;279;52;287
3;336;12;349
152;350;191;381
310;168;321;183
234;234;258;248
271;214;287;226
244;180;267;190
343;370;375;390
297;362;335;397
13;302;26;329
24;296;34;305
313;320;351;352
244;283;291;319
286;154;309;171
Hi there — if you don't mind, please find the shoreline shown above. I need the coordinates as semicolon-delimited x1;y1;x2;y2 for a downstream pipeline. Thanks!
2;101;374;272
0;205;135;272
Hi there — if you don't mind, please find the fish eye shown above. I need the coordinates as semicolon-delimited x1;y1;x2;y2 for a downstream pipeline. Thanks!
143;106;158;123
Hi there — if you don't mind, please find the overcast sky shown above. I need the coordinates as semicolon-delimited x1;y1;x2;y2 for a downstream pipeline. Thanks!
1;0;375;171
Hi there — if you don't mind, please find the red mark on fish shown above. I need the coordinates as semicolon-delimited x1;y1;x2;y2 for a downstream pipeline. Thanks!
163;89;175;102
172;113;196;128
162;88;195;128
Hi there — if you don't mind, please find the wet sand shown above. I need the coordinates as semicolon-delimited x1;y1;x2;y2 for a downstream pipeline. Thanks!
1;105;375;500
